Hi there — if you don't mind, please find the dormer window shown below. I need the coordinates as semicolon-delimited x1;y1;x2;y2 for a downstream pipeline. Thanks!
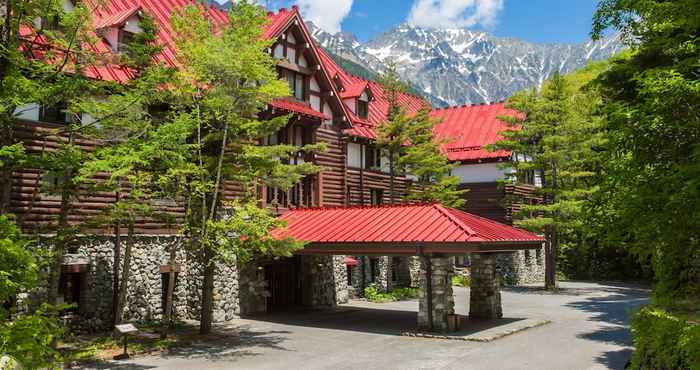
40;102;73;124
357;99;368;119
117;29;135;53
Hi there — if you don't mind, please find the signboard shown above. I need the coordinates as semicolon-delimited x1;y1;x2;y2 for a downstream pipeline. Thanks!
115;324;138;335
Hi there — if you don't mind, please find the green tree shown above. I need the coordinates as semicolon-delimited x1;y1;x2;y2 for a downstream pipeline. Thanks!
376;64;462;206
0;215;63;368
0;0;97;213
376;62;410;204
592;0;700;305
493;65;607;289
169;2;320;334
401;106;464;207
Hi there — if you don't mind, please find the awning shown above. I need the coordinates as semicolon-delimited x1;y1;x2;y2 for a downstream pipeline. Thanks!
344;256;359;266
275;203;544;255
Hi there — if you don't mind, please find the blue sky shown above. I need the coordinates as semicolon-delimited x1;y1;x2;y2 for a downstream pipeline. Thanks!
250;0;602;45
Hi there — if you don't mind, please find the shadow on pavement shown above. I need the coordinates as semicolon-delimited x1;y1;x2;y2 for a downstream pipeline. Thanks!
245;305;527;339
562;284;648;369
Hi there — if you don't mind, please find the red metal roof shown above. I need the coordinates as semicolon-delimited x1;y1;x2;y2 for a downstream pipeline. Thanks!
431;102;521;162
317;48;428;140
271;98;330;120
339;81;369;99
275;203;543;246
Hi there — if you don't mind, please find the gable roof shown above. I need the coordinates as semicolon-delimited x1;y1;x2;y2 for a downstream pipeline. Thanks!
317;48;428;140
431;102;521;162
275;203;543;248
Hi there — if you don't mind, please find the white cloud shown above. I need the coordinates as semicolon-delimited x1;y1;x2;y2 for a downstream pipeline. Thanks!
407;0;504;29
295;0;353;34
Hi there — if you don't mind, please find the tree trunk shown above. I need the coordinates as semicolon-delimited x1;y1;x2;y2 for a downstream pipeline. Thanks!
161;239;178;339
47;144;75;305
544;225;557;290
115;222;135;324
0;118;13;214
389;152;395;205
199;248;215;335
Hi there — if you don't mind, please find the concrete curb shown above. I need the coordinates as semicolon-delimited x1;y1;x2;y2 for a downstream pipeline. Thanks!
401;319;551;342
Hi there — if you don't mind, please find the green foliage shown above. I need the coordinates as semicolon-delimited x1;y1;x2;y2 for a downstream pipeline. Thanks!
376;64;463;207
0;215;62;369
592;0;700;303
451;274;470;287
629;306;700;370
492;63;609;287
363;285;419;303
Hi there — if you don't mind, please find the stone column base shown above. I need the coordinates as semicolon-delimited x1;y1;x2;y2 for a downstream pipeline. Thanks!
417;256;455;332
469;253;503;319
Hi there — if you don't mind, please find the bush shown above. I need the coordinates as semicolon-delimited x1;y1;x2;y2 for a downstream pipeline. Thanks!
629;306;700;370
363;285;419;303
452;275;470;287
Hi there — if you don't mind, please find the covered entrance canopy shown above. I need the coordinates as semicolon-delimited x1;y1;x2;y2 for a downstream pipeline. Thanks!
274;203;544;332
275;203;543;255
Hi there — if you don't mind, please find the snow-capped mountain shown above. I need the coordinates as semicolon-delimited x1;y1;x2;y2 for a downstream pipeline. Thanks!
308;22;624;106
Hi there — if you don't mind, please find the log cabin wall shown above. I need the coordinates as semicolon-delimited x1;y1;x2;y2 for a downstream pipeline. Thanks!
346;168;410;206
10;120;186;235
458;182;542;225
315;122;347;207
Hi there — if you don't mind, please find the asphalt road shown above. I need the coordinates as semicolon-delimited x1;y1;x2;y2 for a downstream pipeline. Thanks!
86;281;649;370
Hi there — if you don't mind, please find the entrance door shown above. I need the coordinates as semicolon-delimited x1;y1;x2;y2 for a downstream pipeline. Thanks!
264;256;302;311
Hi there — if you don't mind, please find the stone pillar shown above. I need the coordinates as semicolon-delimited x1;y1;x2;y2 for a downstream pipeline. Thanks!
469;253;503;319
417;256;454;332
376;256;392;291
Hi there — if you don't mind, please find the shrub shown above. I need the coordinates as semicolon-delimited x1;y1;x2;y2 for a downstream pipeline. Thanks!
363;285;419;303
629;306;700;370
452;275;470;287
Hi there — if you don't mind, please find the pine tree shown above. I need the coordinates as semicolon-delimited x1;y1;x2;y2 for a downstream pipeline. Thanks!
493;66;606;290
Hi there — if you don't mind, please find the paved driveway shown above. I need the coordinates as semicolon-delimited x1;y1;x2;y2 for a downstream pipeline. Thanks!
88;282;649;370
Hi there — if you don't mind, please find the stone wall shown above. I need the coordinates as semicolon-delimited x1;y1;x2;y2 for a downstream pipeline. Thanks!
30;235;244;333
495;247;545;285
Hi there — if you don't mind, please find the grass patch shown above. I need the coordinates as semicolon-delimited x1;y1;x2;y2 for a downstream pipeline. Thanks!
364;285;419;303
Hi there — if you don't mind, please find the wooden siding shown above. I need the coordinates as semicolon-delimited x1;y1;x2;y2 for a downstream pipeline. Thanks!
10;121;185;235
459;182;542;225
315;124;346;207
346;168;410;206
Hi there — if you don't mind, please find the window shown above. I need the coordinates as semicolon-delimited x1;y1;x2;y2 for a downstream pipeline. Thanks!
117;29;135;53
357;99;369;119
40;102;72;124
286;70;305;101
364;145;381;170
370;188;383;206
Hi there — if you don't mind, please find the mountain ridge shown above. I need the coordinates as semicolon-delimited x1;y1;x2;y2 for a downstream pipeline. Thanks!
308;21;624;107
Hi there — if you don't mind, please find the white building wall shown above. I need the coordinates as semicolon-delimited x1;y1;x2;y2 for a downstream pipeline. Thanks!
452;162;512;184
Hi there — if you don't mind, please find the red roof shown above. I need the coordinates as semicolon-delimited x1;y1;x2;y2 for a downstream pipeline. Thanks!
276;203;543;246
317;48;428;140
271;98;330;120
94;5;142;29
431;102;521;162
339;81;369;99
